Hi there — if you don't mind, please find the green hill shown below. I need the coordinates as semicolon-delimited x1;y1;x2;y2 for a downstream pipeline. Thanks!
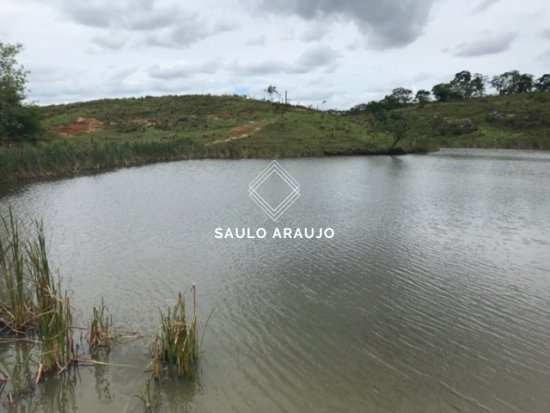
0;93;548;183
39;94;398;156
349;92;550;150
0;95;423;182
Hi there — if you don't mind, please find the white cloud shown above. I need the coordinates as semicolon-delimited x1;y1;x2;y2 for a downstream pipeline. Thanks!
0;0;549;108
453;32;516;57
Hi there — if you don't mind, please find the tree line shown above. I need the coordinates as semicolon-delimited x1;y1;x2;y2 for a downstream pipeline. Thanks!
350;70;550;113
0;42;41;144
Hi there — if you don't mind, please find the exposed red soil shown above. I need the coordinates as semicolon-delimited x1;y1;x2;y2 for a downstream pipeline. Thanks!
55;117;104;138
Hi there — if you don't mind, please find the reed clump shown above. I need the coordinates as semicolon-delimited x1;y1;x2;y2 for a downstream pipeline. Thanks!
150;285;198;380
0;211;74;375
89;298;112;354
0;211;34;332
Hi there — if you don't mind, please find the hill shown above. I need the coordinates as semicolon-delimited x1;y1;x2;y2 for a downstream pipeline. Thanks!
1;93;548;183
0;95;427;182
348;92;550;150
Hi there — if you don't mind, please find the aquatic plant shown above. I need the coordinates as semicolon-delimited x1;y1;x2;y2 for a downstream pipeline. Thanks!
151;285;198;380
0;210;34;331
29;224;74;374
0;211;74;376
135;378;159;411
89;298;112;354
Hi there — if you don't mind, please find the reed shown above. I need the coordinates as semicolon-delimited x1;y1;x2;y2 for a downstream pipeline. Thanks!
26;221;74;375
0;211;74;375
135;378;158;411
89;298;112;354
150;285;198;380
0;210;34;331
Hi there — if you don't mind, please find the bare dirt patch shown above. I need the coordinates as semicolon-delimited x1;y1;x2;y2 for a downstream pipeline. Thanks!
55;117;104;138
206;121;264;146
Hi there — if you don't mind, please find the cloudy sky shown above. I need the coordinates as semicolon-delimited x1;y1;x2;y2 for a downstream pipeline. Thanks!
1;0;549;109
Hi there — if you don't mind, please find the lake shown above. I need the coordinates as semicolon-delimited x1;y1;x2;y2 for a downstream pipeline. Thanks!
1;148;550;412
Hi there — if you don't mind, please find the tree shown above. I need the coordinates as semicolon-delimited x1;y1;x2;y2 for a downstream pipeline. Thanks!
450;70;472;99
0;42;41;143
386;112;409;153
414;89;431;106
264;85;279;100
535;74;550;92
470;73;486;97
490;70;534;95
432;83;453;102
385;87;413;106
517;73;534;93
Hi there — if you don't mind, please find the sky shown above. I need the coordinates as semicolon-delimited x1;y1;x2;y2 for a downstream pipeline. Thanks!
1;0;549;109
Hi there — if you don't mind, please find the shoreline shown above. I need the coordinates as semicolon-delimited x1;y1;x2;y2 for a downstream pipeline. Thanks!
0;144;432;184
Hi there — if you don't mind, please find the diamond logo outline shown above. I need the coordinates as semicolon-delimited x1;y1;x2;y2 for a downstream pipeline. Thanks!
249;160;300;221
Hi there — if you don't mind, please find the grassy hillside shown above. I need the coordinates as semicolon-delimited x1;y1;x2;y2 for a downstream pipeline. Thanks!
1;93;548;183
0;95;429;182
382;93;550;149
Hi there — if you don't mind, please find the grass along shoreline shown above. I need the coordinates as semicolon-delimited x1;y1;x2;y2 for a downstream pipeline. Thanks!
1;92;549;183
0;94;431;183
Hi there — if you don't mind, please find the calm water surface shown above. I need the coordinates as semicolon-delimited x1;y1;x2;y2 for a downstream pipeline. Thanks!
1;148;550;412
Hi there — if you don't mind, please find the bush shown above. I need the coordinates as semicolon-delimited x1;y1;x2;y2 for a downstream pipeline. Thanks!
0;104;42;143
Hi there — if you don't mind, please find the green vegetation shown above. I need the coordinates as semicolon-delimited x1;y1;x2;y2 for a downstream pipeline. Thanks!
0;210;75;376
1;94;417;182
0;209;201;409
2;51;550;183
150;286;198;381
89;298;113;355
348;69;550;150
349;93;550;149
0;42;42;144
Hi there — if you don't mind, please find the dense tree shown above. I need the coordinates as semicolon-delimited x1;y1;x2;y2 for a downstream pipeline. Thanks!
0;42;41;143
491;70;534;95
470;73;486;97
448;71;486;99
431;83;453;102
414;89;431;106
385;87;413;106
535;74;550;92
517;73;534;93
450;70;472;99
350;69;544;116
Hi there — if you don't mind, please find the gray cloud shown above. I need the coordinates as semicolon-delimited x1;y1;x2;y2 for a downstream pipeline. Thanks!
108;67;137;82
257;0;436;48
143;19;234;49
90;35;127;51
541;29;550;39
60;0;234;49
453;32;516;57
230;46;341;76
147;61;220;79
471;0;501;13
144;25;208;48
296;46;340;68
61;0;182;31
300;23;327;42
245;35;267;46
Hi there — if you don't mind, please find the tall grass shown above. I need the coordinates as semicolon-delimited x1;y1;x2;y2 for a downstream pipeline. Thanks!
89;298;112;354
0;139;209;182
151;286;198;380
0;211;33;331
0;211;74;375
